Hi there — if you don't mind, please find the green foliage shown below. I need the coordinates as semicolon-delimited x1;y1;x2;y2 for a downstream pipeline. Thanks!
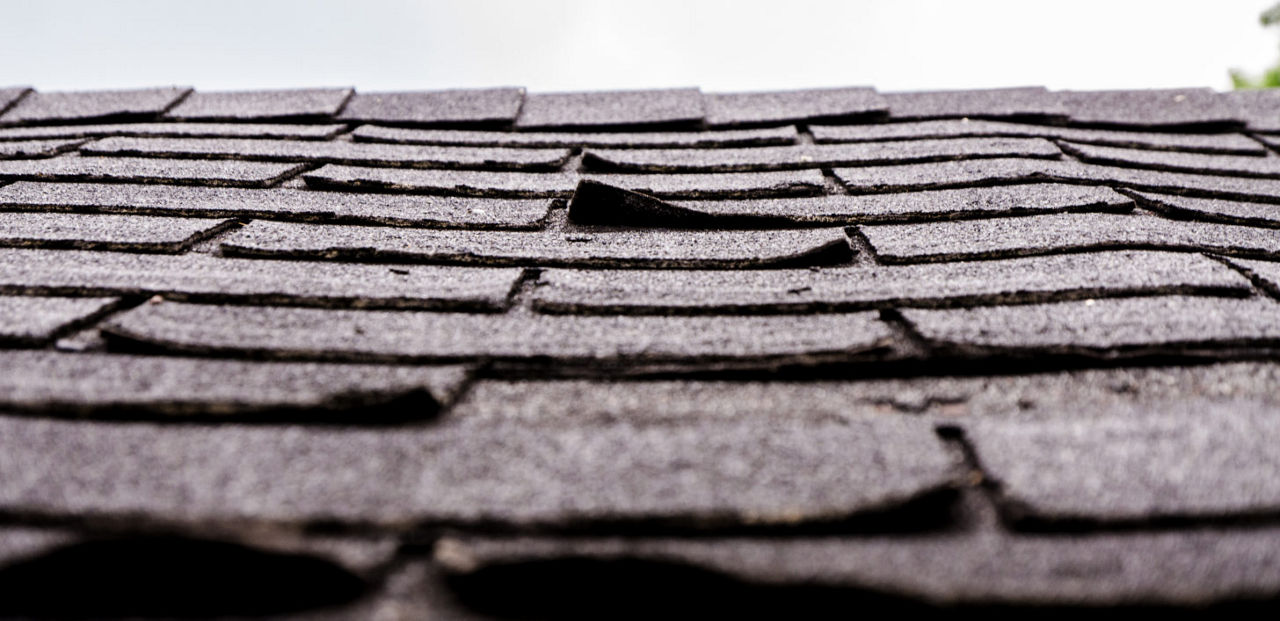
1231;2;1280;89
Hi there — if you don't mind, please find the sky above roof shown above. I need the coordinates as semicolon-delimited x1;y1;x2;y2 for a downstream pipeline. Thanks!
0;0;1276;93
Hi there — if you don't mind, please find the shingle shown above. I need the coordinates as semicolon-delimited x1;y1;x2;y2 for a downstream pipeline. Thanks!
881;86;1068;121
0;248;524;310
102;302;895;365
0;181;552;229
0;155;307;187
164;87;354;121
1060;140;1280;178
702;87;888;127
1128;190;1280;227
587;169;827;199
582;137;1062;172
834;158;1067;193
0;350;469;420
1059;88;1243;129
351;124;799;148
303;164;577;197
964;405;1280;524
81;136;573;171
1056;161;1280;203
514;88;704;129
0;87;30;115
1223;257;1280;298
0;212;235;253
0;138;84;159
219;220;854;268
811;119;1266;155
0;122;347;141
336;88;525;126
0;416;956;529
1220;89;1280;132
0;87;192;124
902;295;1280;353
435;528;1280;608
532;251;1249;314
859;212;1280;262
1247;132;1280;152
0;295;119;346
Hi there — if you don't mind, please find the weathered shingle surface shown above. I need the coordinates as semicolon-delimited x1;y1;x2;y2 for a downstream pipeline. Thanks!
5;84;1280;618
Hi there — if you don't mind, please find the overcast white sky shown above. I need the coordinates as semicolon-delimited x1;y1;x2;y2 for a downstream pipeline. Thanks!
0;0;1277;93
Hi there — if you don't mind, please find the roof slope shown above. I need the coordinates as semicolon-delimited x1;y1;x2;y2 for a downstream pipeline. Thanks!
2;84;1280;617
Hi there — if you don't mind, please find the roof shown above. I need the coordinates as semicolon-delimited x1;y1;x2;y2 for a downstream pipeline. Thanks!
1;84;1280;617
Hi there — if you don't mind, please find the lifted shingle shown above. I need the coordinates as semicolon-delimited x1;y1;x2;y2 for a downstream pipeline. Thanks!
703;87;888;127
1059;88;1243;129
1060;140;1280;179
882;86;1068;121
582;138;1062;172
303;164;577;197
164;87;354;121
0;212;235;253
0;139;84;159
0;87;192;124
0;295;119;346
0;156;307;187
0;122;346;141
0;351;469;420
102;302;894;365
81;137;573;171
351;124;799;148
1128;190;1280;227
0;248;524;310
515;88;705;129
0;181;551;229
860;212;1280;262
532;251;1250;314
585;169;826;199
336;88;525;126
219;220;853;268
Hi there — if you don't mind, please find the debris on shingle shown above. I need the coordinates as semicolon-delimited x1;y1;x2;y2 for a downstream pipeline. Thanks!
0;138;84;159
0;87;192;124
219;220;854;268
703;87;888;127
303;164;577;197
336;88;525;126
585;169;826;199
164;87;354;121
1222;257;1280;299
882;86;1068;121
351;124;799;148
860;212;1280;262
0;212;235;253
0;350;470;420
833;158;1068;193
811;119;1266;155
515;88;705;129
0;295;118;346
532;251;1249;314
582;137;1062;172
102;302;895;365
0;87;31;116
1060;140;1280;178
902;295;1280;353
0;122;347;141
1220;89;1280;132
964;404;1280;525
0;248;525;310
0;181;552;229
1128;190;1280;227
81;136;573;171
0;155;307;187
1058;88;1243;129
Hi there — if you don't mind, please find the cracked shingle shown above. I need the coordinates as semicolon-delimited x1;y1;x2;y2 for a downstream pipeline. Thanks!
0;295;118;346
0;122;347;141
703;87;888;127
1060;140;1280;178
164;88;354;121
1059;88;1243;129
0;87;192;124
0;212;234;253
351;124;799;148
0;156;307;187
882;86;1068;121
336;88;525;126
515;88;705;129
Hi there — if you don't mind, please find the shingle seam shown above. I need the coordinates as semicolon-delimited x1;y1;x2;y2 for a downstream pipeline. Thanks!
0;88;32;118
1212;255;1280;301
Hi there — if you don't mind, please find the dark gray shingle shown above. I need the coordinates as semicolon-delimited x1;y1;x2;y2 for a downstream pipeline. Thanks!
515;88;704;129
1059;88;1243;129
351;124;799;148
1129;190;1280;227
882;86;1068;121
164;88;354;121
0;139;84;159
0;122;346;141
0;212;234;253
336;88;525;126
703;87;888;126
0;295;119;346
1060;140;1280;179
0;156;307;187
0;87;192;124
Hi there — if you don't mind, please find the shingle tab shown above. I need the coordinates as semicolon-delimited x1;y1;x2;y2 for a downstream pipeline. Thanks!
860;212;1280;262
351;124;799;148
882;86;1068;121
1055;161;1280;203
164;87;354;121
0;87;192;124
0;139;84;159
834;158;1067;193
0;156;306;187
515;88;705;129
102;302;894;364
0;416;955;529
1223;257;1280;298
0;295;118;345
0;212;234;253
0;248;524;310
1221;89;1280;132
902;295;1280;352
532;251;1249;314
965;406;1280;524
1060;140;1280;178
811;119;1266;155
703;87;888;126
81;136;573;171
0;181;551;229
0;122;346;141
336;88;525;126
219;220;853;268
1129;190;1280;227
1059;88;1243;129
0;351;469;420
582;137;1062;172
0;87;30;115
586;169;827;199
